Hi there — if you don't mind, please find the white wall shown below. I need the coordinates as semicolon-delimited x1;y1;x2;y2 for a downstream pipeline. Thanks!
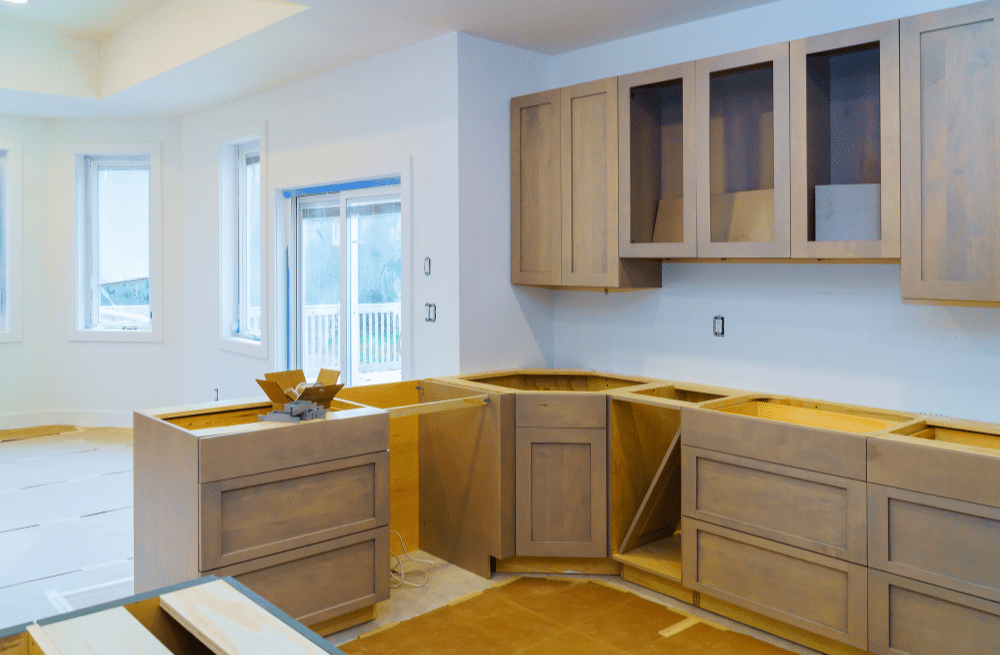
456;33;555;373
180;34;463;403
546;0;1000;423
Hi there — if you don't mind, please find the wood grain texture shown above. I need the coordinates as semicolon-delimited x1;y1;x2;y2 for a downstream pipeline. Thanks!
516;427;608;558
868;569;1000;655
621;564;694;604
0;633;27;655
681;406;869;480
511;89;562;286
418;381;514;577
683;446;866;564
619;426;682;553
900;1;1000;303
123;596;215;655
493;556;621;575
209;528;388;626
614;531;684;582
306;606;375;638
610;399;682;554
338;380;420;549
618;61;698;258
696;42;791;258
515;393;606;428
200;451;388;570
30;607;172;655
198;406;388;483
133;411;200;593
868;483;1000;602
385;395;488;419
682;519;867;649
159;579;331;655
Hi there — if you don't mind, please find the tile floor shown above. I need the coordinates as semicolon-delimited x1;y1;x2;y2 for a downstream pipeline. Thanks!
0;428;818;655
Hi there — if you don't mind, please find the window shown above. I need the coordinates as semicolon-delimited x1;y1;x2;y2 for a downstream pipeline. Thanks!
0;138;22;342
72;144;161;341
219;123;267;358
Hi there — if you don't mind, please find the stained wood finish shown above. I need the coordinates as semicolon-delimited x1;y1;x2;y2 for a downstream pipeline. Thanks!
868;433;1000;509
683;519;868;649
683;446;866;564
619;426;682;553
621;565;695;604
609;399;682;554
515;393;606;428
210;528;389;627
418;380;515;577
696;43;791;258
198;406;388;483
511;89;562;286
133;411;201;593
493;556;621;575
681;406;868;480
868;569;1000;655
868;483;1000;603
28;607;172;655
900;1;1000;303
159;579;332;655
200;451;389;570
0;633;27;655
618;61;698;258
790;21;901;259
516;427;608;557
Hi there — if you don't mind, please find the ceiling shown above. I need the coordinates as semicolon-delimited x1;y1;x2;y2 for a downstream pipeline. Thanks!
0;0;777;118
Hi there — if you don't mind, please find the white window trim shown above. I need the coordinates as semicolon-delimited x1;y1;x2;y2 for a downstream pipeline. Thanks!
219;121;268;359
273;157;412;380
69;142;162;343
0;138;23;343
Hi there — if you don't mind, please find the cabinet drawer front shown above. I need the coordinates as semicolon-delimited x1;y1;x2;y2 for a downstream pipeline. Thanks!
209;528;389;627
515;427;607;557
683;519;867;649
869;569;1000;655
516;394;606;428
682;407;867;479
201;452;388;570
869;484;1000;602
683;447;866;563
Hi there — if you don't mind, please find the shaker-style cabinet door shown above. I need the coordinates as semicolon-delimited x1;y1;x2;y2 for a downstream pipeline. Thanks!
900;1;1000;303
511;89;562;286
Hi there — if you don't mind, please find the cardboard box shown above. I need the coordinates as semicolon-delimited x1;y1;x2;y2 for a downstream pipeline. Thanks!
256;369;344;410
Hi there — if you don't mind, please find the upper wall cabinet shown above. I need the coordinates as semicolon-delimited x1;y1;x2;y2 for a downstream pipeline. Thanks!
790;21;901;260
696;43;791;258
618;62;698;259
900;0;1000;304
511;81;661;289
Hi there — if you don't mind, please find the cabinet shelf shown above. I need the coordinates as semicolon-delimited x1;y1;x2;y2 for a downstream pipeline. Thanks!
612;528;683;582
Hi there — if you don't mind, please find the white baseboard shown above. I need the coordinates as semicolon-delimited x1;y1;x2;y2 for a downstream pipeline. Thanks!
0;410;132;430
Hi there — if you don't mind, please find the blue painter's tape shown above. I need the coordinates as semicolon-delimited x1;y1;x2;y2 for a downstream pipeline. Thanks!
282;176;400;199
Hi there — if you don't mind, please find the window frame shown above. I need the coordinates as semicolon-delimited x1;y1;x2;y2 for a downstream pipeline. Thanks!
0;138;23;343
219;122;268;359
70;142;162;343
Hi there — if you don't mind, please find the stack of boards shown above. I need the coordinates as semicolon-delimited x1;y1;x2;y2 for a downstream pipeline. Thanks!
0;577;344;655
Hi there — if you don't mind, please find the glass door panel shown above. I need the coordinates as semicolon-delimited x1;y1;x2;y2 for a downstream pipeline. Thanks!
296;194;341;379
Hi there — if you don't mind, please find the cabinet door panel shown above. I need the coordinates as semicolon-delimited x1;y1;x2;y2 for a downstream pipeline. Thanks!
901;1;1000;302
869;569;1000;655
683;447;866;563
512;89;562;286
683;519;867;649
516;427;607;557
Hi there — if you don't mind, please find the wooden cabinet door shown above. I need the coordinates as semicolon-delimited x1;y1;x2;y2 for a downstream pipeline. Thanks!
900;1;1000;303
516;426;608;557
790;21;900;259
696;43;791;258
618;62;698;259
511;89;562;286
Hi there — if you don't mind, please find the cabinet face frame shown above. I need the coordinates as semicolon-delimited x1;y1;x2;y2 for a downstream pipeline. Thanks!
511;89;562;286
618;62;698;259
696;42;791;258
900;1;1000;302
790;21;901;259
561;78;621;287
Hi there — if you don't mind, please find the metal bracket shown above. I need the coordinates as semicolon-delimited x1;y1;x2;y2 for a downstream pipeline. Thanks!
425;303;436;322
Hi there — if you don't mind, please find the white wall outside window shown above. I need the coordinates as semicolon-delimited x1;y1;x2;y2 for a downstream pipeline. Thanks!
219;121;268;358
0;138;23;343
70;143;162;342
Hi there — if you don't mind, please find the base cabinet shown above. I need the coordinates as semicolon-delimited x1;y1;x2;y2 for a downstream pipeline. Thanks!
868;570;1000;655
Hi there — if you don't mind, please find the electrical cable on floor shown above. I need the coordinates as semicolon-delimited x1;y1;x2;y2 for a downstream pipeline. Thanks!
389;530;435;588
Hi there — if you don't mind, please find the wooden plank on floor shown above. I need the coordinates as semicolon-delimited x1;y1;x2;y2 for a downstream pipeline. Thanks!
28;606;171;655
159;579;331;655
0;427;76;443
